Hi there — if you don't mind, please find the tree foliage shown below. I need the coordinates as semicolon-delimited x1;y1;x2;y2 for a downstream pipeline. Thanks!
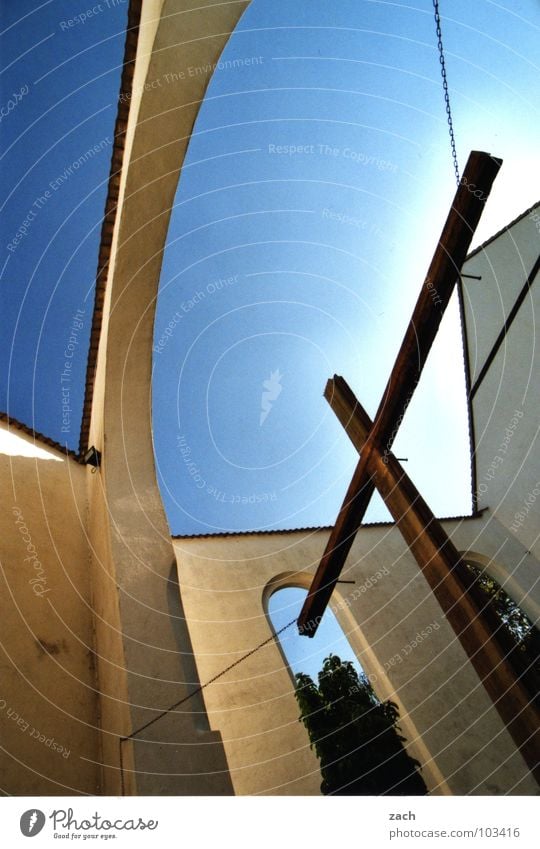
294;654;427;795
465;562;540;707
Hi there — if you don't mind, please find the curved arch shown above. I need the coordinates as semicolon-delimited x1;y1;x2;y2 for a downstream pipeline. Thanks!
263;572;322;687
262;571;451;795
263;569;313;609
460;549;539;624
86;0;250;795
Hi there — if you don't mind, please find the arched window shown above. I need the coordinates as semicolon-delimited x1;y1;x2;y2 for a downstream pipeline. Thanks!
268;586;427;796
268;585;366;681
463;561;540;708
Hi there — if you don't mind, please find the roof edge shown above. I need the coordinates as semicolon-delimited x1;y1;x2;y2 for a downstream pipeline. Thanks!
466;200;540;261
171;513;481;540
0;412;82;462
78;0;143;455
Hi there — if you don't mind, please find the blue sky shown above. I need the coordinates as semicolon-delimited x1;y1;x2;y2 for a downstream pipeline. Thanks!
0;0;128;448
153;0;540;535
268;586;366;682
1;1;539;537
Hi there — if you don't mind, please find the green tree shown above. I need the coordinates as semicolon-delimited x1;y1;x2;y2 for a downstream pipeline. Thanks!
464;562;540;708
295;654;427;795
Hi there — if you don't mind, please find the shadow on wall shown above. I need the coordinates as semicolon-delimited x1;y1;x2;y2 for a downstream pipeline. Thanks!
166;563;212;732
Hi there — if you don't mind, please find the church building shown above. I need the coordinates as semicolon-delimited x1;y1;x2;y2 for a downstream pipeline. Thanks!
1;0;538;796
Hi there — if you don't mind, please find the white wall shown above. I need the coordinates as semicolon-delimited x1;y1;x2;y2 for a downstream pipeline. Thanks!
462;205;540;560
174;519;537;795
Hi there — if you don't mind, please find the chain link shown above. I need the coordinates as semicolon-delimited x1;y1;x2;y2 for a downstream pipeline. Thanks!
433;0;460;186
123;617;299;741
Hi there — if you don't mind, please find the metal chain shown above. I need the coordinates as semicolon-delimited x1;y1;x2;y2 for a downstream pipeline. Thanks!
122;616;298;742
433;0;460;186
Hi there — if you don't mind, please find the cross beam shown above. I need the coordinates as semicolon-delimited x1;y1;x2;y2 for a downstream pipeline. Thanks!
318;376;540;779
297;150;502;635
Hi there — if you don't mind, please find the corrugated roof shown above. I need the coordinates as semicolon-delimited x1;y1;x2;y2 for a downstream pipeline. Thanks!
78;0;143;455
0;412;80;462
171;513;480;540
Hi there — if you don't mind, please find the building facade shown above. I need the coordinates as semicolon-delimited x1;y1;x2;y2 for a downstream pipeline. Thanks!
0;0;538;796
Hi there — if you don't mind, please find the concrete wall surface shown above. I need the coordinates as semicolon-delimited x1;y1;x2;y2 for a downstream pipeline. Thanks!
462;205;540;558
0;427;100;794
174;521;538;795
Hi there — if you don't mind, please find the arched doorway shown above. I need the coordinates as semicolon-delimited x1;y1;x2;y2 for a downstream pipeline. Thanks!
461;554;540;709
268;584;428;795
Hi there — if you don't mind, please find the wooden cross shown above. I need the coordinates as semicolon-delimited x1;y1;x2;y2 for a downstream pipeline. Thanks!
297;151;540;780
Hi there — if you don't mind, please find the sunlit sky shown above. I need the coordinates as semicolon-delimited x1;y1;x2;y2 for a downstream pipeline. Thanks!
1;1;539;537
268;586;366;681
0;423;62;461
152;0;540;534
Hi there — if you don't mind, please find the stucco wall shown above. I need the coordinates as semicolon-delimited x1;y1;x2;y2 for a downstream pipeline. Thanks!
462;205;540;559
0;427;100;794
174;520;538;795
